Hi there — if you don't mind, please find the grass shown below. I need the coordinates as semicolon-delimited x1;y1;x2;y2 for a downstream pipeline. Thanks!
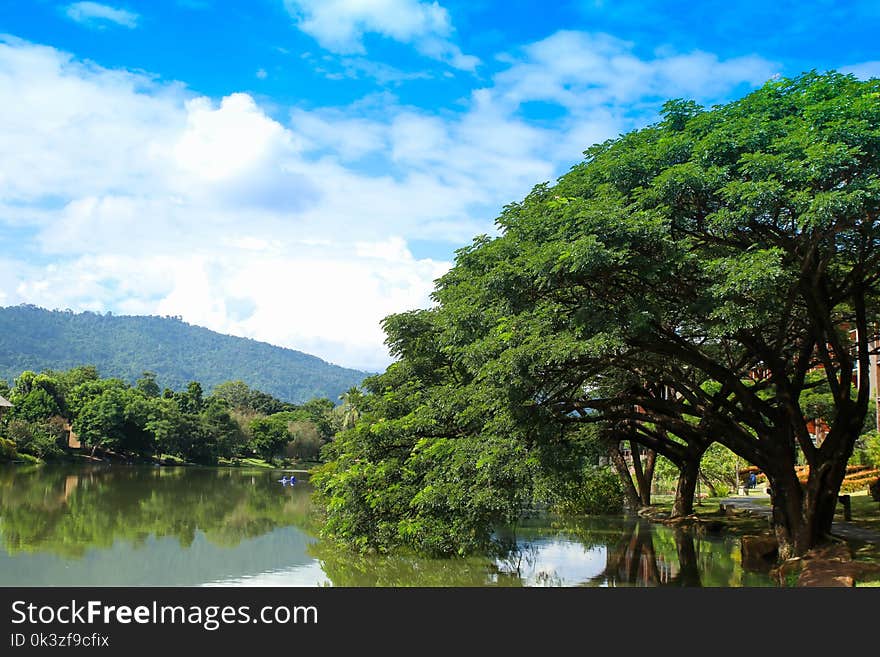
153;453;187;465
217;457;320;471
841;492;880;534
14;453;44;464
645;494;771;534
651;489;876;528
217;457;275;468
649;494;723;515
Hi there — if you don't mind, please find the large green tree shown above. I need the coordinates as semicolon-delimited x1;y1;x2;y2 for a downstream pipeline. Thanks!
429;72;880;557
317;71;880;559
312;310;535;556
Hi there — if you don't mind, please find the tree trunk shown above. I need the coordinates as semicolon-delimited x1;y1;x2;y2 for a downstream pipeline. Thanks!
766;422;859;559
629;440;654;506
671;455;700;518
609;443;642;511
642;449;656;505
804;443;853;543
700;471;720;498
766;467;808;560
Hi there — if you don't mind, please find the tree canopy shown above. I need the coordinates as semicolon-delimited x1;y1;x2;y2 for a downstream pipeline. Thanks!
315;71;880;559
1;366;341;467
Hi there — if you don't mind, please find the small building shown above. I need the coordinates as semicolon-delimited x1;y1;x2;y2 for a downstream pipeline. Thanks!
0;394;11;420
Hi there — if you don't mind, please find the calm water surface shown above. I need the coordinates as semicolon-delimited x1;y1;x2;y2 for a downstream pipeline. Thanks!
0;465;773;587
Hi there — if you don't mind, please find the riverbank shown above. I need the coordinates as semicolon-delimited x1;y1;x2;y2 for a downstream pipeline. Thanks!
2;448;321;472
638;492;880;586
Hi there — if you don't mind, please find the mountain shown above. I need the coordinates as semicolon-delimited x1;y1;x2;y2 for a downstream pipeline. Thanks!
0;305;370;403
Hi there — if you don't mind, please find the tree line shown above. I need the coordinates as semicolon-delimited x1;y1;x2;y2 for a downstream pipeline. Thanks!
0;305;368;404
313;72;880;560
0;366;353;465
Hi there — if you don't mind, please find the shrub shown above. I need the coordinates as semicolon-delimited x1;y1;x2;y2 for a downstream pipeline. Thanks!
6;419;66;459
545;466;624;515
0;436;16;461
839;470;880;493
864;431;880;468
284;420;324;462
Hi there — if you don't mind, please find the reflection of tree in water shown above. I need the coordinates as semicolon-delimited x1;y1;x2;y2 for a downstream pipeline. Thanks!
595;520;658;586
494;540;540;585
0;466;314;558
590;520;702;587
308;541;510;587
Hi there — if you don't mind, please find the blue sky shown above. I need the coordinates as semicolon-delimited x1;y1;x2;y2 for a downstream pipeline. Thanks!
0;1;877;371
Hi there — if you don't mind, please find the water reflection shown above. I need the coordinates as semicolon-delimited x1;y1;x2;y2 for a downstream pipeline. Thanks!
590;520;702;586
0;465;312;558
0;465;772;587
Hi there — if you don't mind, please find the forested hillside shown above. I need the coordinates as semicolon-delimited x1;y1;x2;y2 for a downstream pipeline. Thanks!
0;305;368;403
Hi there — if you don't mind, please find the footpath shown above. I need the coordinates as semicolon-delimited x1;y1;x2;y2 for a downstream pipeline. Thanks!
718;494;880;544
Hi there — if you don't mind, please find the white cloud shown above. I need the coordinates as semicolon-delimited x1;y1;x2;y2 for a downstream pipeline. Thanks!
0;33;777;371
0;36;183;203
493;31;777;112
3;243;447;373
301;52;433;85
283;0;478;71
841;60;880;80
173;94;292;182
65;2;140;29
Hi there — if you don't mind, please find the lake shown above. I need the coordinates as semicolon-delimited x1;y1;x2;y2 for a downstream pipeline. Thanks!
0;464;773;587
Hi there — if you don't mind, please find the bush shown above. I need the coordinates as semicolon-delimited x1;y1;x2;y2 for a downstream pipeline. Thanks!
839;469;880;493
284;420;324;462
544;466;624;515
6;419;66;459
710;483;732;498
0;436;16;461
864;431;880;468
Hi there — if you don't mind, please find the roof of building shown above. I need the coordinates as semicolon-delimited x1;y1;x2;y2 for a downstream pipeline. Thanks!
0;395;12;407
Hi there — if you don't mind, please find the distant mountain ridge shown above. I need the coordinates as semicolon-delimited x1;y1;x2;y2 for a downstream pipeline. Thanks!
0;305;369;403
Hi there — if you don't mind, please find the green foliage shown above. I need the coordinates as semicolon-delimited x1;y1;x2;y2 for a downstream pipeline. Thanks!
312;312;539;556
212;380;297;415
314;72;880;558
539;466;624;515
864;431;880;468
11;388;61;422
698;443;739;497
249;415;291;461
5;418;66;460
284;421;324;462
73;387;130;453
0;436;17;461
65;377;127;419
145;397;194;457
0;305;368;404
135;371;161;398
0;364;333;465
199;398;248;461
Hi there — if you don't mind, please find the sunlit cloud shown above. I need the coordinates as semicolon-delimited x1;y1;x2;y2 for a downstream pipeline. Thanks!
0;31;776;370
283;0;479;71
65;2;140;29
